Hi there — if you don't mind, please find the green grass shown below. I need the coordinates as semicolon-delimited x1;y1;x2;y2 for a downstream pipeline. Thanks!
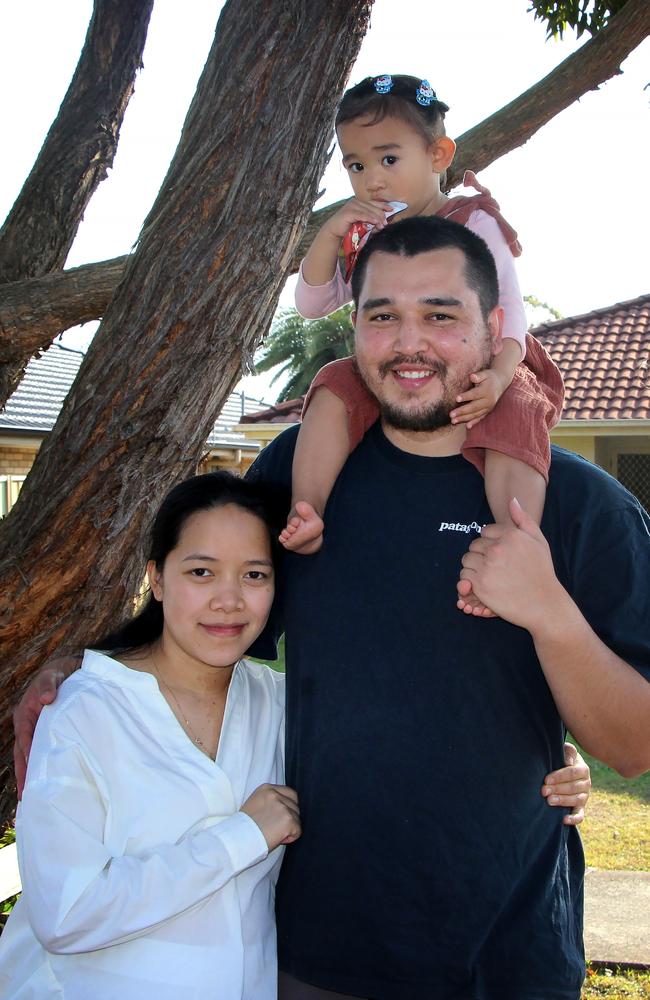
572;745;650;871
0;826;17;933
582;965;650;998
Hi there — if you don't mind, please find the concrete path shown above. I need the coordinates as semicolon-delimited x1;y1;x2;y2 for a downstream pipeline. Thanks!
584;868;650;966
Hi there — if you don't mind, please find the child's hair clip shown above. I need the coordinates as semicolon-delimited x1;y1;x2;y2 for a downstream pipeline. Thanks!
415;80;436;106
373;74;393;95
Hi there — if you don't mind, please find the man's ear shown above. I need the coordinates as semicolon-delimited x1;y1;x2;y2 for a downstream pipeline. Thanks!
431;136;456;173
147;560;163;601
488;306;504;355
351;309;357;326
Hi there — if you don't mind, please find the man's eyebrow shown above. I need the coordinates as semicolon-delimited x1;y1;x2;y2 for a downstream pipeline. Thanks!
421;297;462;308
361;297;393;311
361;296;463;311
342;143;401;165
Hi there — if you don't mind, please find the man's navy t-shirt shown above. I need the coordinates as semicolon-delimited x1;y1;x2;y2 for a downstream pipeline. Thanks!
248;423;650;1000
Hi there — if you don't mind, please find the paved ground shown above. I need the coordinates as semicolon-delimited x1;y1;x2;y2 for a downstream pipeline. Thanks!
584;868;650;966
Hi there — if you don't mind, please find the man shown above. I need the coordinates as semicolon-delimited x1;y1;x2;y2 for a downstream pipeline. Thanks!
14;217;650;999
245;217;650;999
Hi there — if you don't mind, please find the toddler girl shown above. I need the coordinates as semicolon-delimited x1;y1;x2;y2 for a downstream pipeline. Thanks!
280;74;563;616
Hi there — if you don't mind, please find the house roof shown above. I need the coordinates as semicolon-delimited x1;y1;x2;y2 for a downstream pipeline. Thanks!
534;293;650;421
0;343;269;448
240;397;303;424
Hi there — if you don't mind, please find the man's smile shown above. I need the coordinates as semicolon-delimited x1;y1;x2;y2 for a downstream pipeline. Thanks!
391;367;438;387
378;356;448;390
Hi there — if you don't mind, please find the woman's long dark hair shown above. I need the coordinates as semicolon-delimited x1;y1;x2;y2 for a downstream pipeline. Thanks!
93;471;287;653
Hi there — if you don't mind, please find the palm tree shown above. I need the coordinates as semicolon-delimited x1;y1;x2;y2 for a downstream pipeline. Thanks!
255;305;354;402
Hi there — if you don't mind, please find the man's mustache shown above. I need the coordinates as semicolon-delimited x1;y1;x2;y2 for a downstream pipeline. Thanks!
377;354;448;380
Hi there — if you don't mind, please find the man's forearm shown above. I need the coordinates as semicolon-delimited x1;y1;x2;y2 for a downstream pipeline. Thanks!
532;593;650;777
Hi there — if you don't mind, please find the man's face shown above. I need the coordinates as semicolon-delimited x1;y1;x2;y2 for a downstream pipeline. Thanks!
353;248;502;434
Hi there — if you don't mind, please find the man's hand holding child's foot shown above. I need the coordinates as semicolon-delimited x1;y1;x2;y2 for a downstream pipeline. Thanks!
279;501;324;555
456;578;497;618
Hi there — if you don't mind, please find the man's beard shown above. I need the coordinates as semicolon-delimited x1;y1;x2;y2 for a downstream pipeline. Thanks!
380;397;453;432
365;350;490;433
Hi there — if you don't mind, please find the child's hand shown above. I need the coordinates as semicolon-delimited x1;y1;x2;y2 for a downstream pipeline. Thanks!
541;743;591;826
450;368;509;429
324;197;391;241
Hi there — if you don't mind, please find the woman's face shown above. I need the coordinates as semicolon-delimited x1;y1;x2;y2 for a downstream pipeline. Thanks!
148;504;275;671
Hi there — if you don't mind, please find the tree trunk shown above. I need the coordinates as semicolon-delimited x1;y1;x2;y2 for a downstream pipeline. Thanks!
0;0;154;401
2;0;647;372
0;0;373;827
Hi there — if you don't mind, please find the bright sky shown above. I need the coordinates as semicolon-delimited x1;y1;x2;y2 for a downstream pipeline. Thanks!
1;0;648;402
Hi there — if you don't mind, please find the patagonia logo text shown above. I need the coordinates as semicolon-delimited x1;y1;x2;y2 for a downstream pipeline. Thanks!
438;521;483;535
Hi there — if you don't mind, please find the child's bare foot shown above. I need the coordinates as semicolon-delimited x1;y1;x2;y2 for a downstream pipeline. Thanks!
456;578;497;618
279;501;324;555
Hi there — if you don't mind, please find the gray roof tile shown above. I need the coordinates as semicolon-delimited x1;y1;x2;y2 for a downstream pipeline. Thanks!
1;344;268;448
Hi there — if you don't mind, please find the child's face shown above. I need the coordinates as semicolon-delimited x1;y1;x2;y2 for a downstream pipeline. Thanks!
337;114;452;217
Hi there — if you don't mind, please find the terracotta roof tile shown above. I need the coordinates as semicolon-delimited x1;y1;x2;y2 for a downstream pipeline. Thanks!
534;293;650;421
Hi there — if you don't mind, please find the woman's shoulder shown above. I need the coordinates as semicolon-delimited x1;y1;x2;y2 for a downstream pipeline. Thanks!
36;650;148;737
239;658;285;701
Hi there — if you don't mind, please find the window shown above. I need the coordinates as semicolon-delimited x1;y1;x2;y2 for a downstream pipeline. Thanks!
617;453;650;514
0;475;26;517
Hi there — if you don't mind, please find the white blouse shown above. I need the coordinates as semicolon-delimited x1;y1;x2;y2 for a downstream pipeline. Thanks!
0;651;286;999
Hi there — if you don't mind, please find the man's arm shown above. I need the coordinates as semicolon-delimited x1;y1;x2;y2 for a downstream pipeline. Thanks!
14;655;82;796
460;498;650;777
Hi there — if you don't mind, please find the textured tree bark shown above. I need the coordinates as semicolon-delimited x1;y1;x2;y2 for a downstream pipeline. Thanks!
0;0;154;401
0;258;126;362
2;0;647;374
0;0;373;826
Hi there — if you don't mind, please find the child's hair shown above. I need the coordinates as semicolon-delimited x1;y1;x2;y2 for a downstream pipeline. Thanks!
94;471;287;652
336;74;449;147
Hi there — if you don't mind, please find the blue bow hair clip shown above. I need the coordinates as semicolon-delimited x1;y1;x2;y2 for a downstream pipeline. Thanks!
415;80;436;106
373;75;393;94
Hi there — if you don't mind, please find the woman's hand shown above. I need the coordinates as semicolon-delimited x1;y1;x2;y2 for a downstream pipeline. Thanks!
241;784;301;850
13;655;80;797
541;742;592;826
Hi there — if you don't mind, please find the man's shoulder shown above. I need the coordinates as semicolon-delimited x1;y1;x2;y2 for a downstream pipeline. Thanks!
245;425;299;488
546;445;649;527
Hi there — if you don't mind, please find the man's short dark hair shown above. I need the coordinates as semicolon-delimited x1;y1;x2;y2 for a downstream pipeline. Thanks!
351;215;500;322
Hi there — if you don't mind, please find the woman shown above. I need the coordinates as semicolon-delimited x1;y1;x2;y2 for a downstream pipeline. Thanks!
0;472;299;999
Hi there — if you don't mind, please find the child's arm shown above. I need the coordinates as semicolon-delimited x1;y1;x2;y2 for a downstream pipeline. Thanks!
301;197;390;288
450;337;520;431
450;337;548;532
541;742;592;827
453;210;554;616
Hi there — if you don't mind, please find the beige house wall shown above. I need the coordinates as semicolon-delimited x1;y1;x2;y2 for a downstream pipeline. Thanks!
550;433;595;463
0;445;39;476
